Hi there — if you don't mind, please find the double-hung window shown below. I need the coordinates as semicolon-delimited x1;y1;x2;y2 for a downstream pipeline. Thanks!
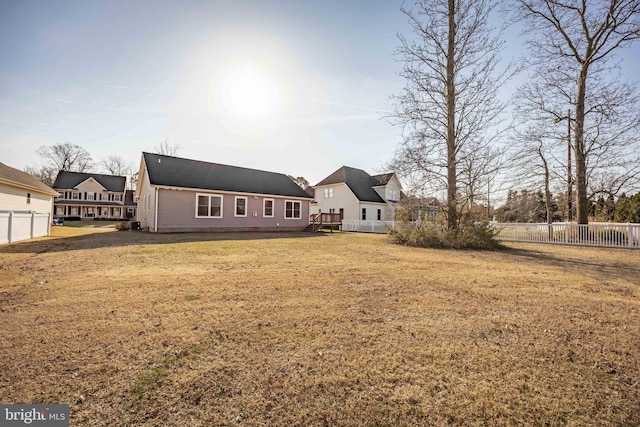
263;199;274;217
196;194;223;218
285;200;301;219
86;192;95;201
324;188;333;198
235;196;247;217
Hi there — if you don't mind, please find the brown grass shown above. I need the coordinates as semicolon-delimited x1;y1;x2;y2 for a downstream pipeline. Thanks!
1;227;639;426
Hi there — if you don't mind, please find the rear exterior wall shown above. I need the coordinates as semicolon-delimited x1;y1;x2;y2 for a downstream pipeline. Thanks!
154;188;310;232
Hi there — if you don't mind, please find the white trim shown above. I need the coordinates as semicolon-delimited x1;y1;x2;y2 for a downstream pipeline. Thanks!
284;200;302;219
234;196;247;217
263;198;274;217
195;193;223;218
154;187;158;232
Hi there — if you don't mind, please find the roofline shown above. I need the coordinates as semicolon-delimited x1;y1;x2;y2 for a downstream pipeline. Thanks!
0;177;59;197
149;184;313;200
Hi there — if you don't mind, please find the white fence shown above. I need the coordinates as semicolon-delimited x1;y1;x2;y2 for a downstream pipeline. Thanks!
493;222;640;249
341;219;639;249
0;211;51;244
342;220;396;233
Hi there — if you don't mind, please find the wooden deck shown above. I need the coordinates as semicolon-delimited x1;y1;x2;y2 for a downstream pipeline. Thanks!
307;213;343;232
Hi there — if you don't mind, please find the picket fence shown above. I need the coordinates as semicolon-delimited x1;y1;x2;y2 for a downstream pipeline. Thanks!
0;211;51;244
341;219;639;249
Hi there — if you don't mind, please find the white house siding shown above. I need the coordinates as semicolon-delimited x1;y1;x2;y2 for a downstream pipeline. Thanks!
359;202;389;221
136;171;157;230
0;182;53;214
312;183;361;220
154;188;310;232
374;175;402;202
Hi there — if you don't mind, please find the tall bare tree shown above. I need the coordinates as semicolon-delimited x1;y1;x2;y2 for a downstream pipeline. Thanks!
388;0;514;230
512;0;640;224
36;142;93;172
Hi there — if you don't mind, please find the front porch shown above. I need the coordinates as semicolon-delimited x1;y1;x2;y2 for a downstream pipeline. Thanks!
54;204;135;220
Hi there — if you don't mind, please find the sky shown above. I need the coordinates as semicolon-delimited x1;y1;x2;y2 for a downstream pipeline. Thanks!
1;0;639;188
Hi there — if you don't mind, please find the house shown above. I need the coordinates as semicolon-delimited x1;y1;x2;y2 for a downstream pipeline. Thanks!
135;152;313;232
0;162;58;244
310;166;402;221
52;171;137;220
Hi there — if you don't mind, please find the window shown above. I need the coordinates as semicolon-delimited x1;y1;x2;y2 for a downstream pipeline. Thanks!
324;188;333;198
100;193;109;201
196;194;223;218
27;193;31;204
113;194;122;202
389;190;399;201
263;199;274;217
235;196;247;217
71;192;80;200
86;192;95;201
285;200;301;219
377;209;381;220
362;208;367;220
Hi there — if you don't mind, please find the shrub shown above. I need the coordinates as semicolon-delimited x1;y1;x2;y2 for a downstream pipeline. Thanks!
388;217;501;250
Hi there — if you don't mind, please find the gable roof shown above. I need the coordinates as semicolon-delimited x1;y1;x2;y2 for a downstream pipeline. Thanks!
371;172;394;186
142;152;312;199
53;171;126;193
0;162;58;196
315;166;386;203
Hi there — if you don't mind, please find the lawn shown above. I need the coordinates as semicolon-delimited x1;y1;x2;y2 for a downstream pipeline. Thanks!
1;227;639;426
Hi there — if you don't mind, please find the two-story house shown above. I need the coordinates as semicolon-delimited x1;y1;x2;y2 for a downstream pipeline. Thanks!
52;171;136;220
310;166;402;222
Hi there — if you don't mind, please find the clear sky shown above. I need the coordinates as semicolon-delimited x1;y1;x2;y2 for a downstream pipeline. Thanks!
1;0;638;187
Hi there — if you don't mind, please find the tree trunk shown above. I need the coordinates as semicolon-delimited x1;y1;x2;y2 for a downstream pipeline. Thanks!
574;65;589;225
446;0;458;230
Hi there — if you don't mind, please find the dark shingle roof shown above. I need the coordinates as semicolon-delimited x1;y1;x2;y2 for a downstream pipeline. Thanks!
0;162;58;196
371;173;394;186
53;171;126;192
143;152;312;199
315;166;386;203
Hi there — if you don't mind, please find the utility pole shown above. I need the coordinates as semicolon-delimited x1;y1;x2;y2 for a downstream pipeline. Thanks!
567;109;572;222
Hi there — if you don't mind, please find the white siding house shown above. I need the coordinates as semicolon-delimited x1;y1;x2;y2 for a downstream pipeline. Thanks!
310;166;402;222
0;162;58;244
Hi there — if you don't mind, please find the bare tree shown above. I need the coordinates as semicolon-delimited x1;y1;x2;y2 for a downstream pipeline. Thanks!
36;142;93;172
154;140;180;156
512;0;640;224
388;0;515;230
101;154;129;176
23;165;57;187
288;176;310;189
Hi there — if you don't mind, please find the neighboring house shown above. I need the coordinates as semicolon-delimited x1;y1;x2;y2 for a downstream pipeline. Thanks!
310;166;402;221
0;162;58;244
52;171;137;219
135;152;313;232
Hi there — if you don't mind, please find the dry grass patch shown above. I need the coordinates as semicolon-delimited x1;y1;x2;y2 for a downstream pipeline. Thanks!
1;228;639;426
